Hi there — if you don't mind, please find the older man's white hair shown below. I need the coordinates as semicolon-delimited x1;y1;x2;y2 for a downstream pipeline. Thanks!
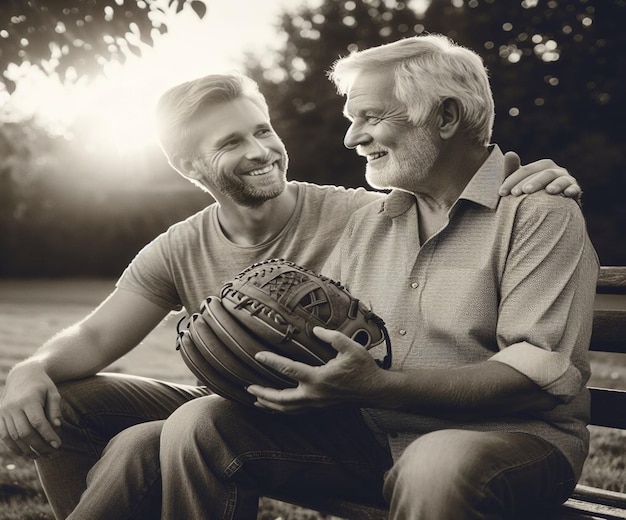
329;34;495;147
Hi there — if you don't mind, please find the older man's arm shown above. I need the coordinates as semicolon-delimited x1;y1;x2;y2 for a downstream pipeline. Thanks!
247;329;558;415
249;195;597;416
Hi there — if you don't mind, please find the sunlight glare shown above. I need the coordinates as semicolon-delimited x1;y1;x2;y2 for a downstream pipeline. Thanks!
1;0;305;155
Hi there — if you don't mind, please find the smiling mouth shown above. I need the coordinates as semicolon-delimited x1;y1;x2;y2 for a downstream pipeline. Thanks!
244;162;276;176
366;151;388;162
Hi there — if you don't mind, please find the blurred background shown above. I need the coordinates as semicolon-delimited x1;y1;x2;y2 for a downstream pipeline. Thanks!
1;0;624;279
1;2;625;516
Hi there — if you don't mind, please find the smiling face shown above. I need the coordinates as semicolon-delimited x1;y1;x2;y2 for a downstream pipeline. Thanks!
191;97;288;207
343;67;440;192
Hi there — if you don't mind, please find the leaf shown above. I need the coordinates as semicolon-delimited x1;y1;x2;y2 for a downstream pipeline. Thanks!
190;0;207;19
4;78;16;94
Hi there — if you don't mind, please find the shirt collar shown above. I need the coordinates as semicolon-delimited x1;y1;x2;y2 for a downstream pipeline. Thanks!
457;144;503;210
379;190;416;218
379;144;504;218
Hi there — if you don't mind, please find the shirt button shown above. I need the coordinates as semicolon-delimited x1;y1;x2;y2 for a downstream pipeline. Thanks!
410;282;419;289
399;329;407;336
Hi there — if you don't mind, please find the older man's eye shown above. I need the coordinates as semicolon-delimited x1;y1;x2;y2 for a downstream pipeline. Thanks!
256;128;273;138
366;116;383;124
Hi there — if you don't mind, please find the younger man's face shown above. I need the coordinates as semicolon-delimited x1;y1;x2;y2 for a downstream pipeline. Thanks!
193;97;289;207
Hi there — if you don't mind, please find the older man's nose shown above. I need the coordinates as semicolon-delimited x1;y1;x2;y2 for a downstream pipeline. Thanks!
344;121;371;149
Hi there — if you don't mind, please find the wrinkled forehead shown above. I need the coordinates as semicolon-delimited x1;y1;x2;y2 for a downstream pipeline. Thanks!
343;66;403;118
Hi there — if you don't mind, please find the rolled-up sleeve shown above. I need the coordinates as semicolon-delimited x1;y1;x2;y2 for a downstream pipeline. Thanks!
491;341;583;400
493;194;599;402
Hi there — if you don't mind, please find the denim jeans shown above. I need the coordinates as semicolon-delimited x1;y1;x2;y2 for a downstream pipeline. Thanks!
159;396;576;520
159;396;392;519
40;375;576;520
383;429;576;520
34;373;210;519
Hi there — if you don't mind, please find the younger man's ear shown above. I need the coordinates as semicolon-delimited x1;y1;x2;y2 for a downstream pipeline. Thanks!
437;97;462;140
171;153;202;180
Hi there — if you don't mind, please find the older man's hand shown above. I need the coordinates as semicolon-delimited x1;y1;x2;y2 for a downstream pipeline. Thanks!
247;326;385;414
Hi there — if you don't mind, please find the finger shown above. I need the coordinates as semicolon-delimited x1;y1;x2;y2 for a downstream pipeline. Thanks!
247;384;288;400
252;398;291;414
24;404;61;450
15;409;56;456
247;384;302;410
0;419;25;456
564;184;582;199
45;387;63;430
255;398;303;414
519;170;562;194
499;152;523;195
254;351;314;382
3;415;39;458
312;327;357;354
545;176;580;196
503;151;521;176
499;158;554;196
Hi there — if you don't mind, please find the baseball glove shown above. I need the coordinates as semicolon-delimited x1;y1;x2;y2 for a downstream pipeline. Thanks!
176;258;392;407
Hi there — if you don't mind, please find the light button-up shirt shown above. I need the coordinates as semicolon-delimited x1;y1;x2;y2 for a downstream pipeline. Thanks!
323;145;599;478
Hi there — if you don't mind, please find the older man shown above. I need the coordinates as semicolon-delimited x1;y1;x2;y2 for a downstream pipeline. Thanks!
317;35;599;518
159;37;597;519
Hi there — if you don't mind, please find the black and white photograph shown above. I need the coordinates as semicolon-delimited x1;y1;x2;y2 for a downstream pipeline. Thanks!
0;1;624;519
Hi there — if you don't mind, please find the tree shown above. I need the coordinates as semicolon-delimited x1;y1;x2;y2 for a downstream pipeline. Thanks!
246;0;626;264
0;0;210;277
246;0;423;188
0;0;207;93
422;0;626;264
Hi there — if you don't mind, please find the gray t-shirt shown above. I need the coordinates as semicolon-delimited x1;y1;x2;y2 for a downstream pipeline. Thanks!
117;181;381;315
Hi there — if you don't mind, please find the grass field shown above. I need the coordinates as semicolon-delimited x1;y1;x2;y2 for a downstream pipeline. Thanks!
0;279;624;519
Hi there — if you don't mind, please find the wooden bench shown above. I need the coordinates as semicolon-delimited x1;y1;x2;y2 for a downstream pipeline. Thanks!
274;266;626;520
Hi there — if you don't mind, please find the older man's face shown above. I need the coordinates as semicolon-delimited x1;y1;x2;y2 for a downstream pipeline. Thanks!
343;67;440;192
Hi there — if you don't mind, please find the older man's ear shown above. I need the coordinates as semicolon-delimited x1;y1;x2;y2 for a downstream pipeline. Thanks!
437;98;462;140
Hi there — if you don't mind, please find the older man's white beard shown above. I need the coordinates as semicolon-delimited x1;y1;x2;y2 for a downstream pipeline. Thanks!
365;126;440;192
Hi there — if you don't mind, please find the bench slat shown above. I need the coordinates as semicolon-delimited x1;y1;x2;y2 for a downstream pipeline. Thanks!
573;486;626;512
590;310;626;354
589;387;626;429
559;498;626;519
597;267;626;295
283;494;626;520
271;496;387;520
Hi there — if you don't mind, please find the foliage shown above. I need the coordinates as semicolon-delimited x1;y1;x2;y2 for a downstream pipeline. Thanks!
0;0;624;276
0;0;207;93
0;122;209;277
0;0;211;277
246;0;423;189
247;0;626;265
424;0;626;265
